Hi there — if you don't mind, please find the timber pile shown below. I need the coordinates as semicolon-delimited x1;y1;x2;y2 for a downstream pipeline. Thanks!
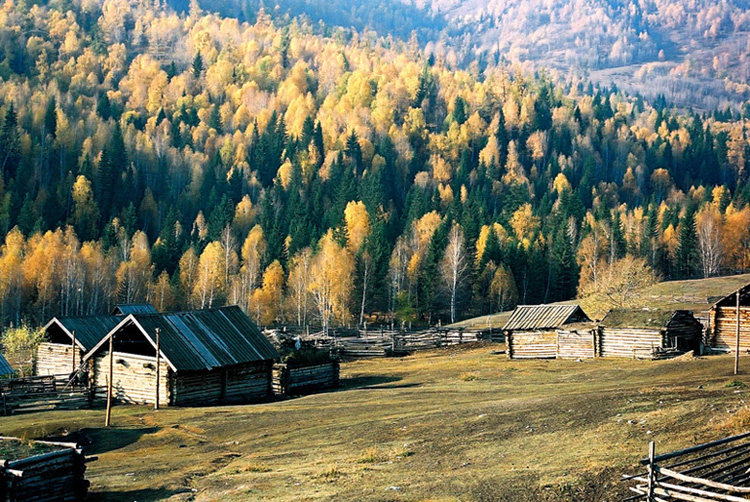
272;362;339;396
0;438;95;502
624;432;750;501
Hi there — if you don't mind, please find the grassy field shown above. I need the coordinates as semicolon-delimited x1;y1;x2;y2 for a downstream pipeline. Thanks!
450;273;750;329
4;345;750;501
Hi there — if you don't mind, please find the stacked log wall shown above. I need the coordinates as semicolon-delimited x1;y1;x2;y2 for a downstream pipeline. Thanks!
508;331;557;359
93;352;169;405
171;372;222;406
171;363;271;406
556;331;597;359
711;306;750;352
272;362;339;396
34;343;84;381
598;328;663;358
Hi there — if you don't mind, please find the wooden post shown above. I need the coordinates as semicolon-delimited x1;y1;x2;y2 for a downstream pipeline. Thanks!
105;334;114;427
71;330;76;373
647;440;656;501
154;327;161;410
736;291;741;375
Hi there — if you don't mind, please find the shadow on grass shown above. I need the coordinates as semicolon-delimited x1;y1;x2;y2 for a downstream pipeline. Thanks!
46;427;159;455
338;375;413;390
92;487;193;501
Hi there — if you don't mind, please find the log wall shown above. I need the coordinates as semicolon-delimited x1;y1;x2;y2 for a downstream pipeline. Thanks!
598;328;663;358
556;330;597;359
35;343;84;380
711;306;750;352
508;331;557;359
93;352;169;405
171;363;271;406
272;362;339;396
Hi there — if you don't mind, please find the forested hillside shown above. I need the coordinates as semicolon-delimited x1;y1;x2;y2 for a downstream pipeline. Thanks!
0;0;749;329
207;0;750;109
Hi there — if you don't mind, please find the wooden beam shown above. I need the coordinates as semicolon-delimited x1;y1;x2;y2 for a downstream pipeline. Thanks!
105;334;114;427
154;327;160;411
736;291;741;375
71;330;76;373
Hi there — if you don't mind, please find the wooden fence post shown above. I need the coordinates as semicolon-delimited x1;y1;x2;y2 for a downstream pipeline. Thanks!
105;334;114;427
71;331;76;374
154;328;160;411
735;290;741;375
647;440;655;501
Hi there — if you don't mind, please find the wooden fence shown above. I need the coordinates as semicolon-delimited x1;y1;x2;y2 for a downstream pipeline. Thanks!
624;433;750;501
272;362;339;396
0;375;97;415
313;329;491;358
0;437;96;501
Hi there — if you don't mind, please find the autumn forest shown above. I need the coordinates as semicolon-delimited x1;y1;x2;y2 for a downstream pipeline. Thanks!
0;0;750;330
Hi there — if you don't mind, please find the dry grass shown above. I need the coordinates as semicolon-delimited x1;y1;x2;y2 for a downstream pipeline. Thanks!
2;347;750;501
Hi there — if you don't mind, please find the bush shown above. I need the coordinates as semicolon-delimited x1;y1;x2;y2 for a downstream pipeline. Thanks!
1;325;45;377
282;347;334;367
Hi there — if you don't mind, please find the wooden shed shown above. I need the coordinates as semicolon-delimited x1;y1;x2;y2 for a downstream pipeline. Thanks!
83;306;280;406
598;309;702;359
504;305;591;359
556;323;598;359
37;315;121;378
709;284;750;353
37;304;158;379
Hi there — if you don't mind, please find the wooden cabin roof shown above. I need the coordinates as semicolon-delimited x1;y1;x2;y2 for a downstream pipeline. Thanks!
600;309;696;329
43;315;122;351
111;303;158;315
503;304;590;331
84;306;280;372
711;283;750;309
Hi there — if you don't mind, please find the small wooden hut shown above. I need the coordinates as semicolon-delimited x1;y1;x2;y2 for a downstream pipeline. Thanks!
37;316;121;378
556;323;598;359
504;305;591;359
598;309;702;359
37;304;158;378
709;284;750;352
83;306;280;406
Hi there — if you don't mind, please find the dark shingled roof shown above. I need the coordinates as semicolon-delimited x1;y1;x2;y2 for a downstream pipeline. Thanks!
600;309;680;329
43;315;122;351
503;304;590;331
86;306;279;372
0;352;13;376
111;304;158;315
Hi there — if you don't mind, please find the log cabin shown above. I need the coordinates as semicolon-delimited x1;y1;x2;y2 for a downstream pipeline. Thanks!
83;306;280;406
598;309;702;359
37;315;121;378
36;304;158;379
709;284;750;353
503;305;591;359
